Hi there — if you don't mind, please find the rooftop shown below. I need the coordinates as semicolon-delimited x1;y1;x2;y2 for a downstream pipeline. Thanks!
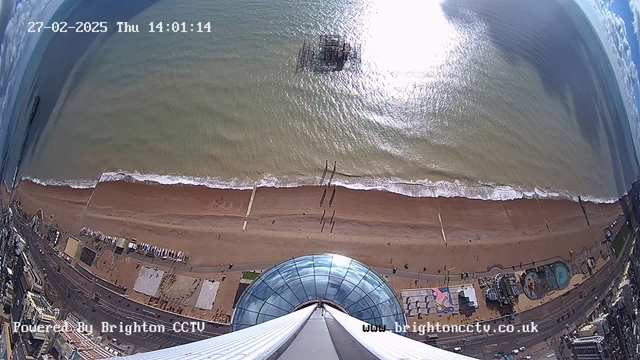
52;320;113;359
26;291;55;317
572;335;605;344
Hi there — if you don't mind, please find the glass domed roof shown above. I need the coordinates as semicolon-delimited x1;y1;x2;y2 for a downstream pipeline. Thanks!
231;254;406;332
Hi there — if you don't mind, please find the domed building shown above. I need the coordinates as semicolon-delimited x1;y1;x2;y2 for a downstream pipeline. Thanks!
232;254;407;332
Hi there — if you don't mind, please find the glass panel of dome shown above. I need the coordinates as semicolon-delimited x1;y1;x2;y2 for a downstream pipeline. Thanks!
275;258;294;270
358;270;384;294
257;313;277;324
357;294;377;312
277;260;300;281
231;308;244;324
287;278;308;302
249;278;276;301
351;300;379;317
352;309;363;319
369;284;395;304
344;262;368;286
331;254;353;268
265;292;294;312
234;308;259;325
357;307;376;321
363;293;379;309
313;254;332;275
233;324;248;331
392;297;404;314
389;295;403;314
242;294;266;313
376;298;396;317
393;300;405;316
274;284;303;306
367;284;389;305
261;302;288;317
259;268;287;291
294;256;314;277
368;303;382;319
381;315;399;329
301;275;317;300
360;289;383;309
332;278;357;303
329;259;351;278
393;314;407;328
343;286;367;309
346;297;369;314
314;275;329;298
325;276;344;301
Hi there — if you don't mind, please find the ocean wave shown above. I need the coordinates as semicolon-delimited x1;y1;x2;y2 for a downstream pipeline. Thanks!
21;175;97;189
21;170;620;204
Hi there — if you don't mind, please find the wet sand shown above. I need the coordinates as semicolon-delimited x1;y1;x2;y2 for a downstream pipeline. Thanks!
14;180;622;273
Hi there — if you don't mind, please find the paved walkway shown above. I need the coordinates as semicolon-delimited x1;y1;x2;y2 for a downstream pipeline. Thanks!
128;251;575;283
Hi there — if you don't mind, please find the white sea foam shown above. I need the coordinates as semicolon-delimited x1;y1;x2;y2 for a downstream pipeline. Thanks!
21;175;97;189
21;170;620;204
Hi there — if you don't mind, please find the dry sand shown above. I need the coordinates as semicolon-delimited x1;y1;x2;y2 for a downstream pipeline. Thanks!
14;180;622;273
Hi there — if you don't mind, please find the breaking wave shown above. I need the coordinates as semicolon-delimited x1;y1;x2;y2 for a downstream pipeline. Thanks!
21;170;620;204
21;175;97;189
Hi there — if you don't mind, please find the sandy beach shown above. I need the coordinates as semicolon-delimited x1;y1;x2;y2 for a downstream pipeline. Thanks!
14;180;622;273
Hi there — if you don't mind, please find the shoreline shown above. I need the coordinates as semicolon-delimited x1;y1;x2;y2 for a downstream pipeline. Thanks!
22;169;623;204
13;178;622;273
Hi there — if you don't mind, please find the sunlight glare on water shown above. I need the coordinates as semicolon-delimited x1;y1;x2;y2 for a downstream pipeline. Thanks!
352;0;471;131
